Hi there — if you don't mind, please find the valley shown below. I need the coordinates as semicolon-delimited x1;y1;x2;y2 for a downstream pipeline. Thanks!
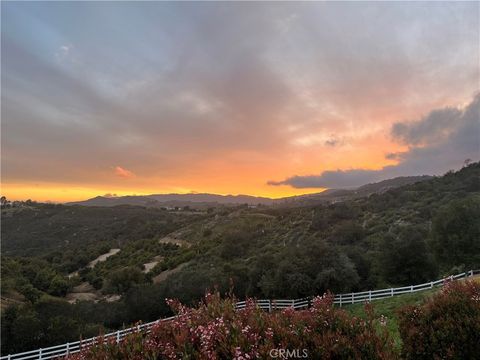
1;163;479;355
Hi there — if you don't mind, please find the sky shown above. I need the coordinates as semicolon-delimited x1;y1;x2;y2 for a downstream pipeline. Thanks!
1;2;479;202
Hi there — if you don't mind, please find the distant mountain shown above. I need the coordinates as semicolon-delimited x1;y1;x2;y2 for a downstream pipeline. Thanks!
147;193;275;205
66;193;275;207
66;175;434;208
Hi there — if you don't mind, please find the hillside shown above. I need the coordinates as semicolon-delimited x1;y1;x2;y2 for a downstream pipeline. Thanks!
64;175;432;208
1;163;479;354
1;204;207;258
66;193;275;207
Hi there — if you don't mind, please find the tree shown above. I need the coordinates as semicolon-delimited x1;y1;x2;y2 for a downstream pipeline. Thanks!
431;197;480;270
106;267;148;294
381;227;437;285
32;268;56;293
48;276;70;297
330;221;365;245
313;253;360;293
19;283;42;303
220;230;250;260
11;308;42;352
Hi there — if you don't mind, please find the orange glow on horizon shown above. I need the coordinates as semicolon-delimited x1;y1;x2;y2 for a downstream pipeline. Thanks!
1;134;405;203
1;182;327;203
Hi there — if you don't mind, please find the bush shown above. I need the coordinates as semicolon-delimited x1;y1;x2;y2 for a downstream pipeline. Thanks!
67;292;395;360
104;267;149;294
398;280;480;360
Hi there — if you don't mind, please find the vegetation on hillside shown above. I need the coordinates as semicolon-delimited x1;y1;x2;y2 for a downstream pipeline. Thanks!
1;162;479;355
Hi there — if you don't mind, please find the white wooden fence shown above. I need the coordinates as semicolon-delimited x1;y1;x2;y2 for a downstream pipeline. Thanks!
1;269;478;360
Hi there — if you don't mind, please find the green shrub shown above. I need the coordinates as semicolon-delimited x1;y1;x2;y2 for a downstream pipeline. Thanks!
398;280;480;359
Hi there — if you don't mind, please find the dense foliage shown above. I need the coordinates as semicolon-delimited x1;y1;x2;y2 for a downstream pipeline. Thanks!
1;297;105;354
398;280;480;360
67;292;395;360
431;197;480;269
1;204;202;257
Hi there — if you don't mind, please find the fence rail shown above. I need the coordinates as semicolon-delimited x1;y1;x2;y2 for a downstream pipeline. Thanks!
2;269;478;360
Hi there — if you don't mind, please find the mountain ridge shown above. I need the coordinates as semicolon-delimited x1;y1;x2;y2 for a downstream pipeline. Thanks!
66;175;434;207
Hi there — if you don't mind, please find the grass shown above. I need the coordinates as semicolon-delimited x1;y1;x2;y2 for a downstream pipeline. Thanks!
341;288;437;351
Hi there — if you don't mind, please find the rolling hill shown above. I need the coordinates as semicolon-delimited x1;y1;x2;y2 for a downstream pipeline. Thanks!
66;175;433;208
1;163;478;355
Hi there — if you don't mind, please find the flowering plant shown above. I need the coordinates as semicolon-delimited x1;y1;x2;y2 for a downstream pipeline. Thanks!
66;291;395;359
398;280;480;360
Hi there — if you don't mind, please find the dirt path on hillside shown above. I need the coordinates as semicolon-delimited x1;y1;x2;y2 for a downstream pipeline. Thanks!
143;255;164;273
68;248;121;278
153;262;190;284
88;248;121;268
66;282;100;303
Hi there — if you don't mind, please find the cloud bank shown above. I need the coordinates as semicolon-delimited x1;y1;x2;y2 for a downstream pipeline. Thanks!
269;94;480;188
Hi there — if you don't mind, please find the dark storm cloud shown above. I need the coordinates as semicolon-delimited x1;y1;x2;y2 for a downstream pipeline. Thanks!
267;168;386;188
391;107;462;146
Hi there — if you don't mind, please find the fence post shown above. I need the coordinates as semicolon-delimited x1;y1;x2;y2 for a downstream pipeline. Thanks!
369;290;372;301
352;293;355;304
67;342;70;355
430;281;433;288
410;285;413;293
39;348;43;360
339;294;342;307
268;300;272;312
116;330;120;343
470;269;474;277
390;288;393;297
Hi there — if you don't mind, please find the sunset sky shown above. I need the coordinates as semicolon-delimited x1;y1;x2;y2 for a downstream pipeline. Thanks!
2;2;479;202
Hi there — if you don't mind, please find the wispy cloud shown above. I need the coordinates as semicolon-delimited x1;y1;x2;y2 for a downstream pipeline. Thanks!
114;166;135;179
55;44;73;61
